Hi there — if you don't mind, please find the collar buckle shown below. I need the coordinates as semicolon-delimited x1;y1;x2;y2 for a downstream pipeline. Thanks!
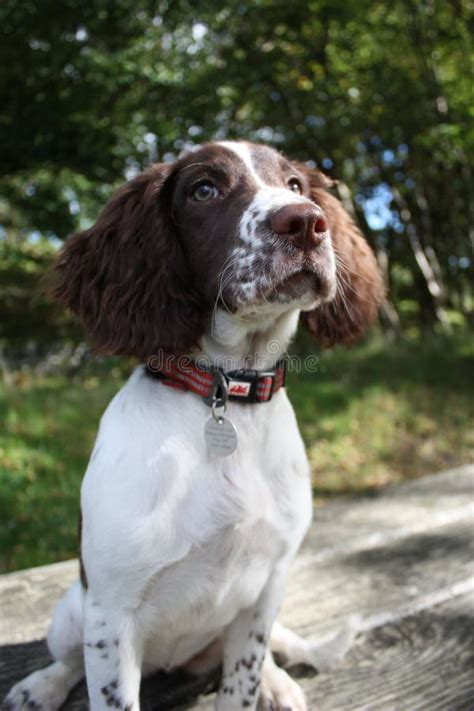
226;369;278;403
227;369;261;403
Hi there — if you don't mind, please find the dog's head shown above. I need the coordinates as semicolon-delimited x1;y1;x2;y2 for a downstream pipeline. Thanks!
52;141;384;357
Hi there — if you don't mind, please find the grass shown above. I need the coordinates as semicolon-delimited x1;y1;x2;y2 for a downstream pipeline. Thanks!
0;333;472;572
0;361;125;572
289;333;473;500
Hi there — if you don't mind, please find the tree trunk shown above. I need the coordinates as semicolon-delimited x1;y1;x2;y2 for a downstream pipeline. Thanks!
391;187;451;330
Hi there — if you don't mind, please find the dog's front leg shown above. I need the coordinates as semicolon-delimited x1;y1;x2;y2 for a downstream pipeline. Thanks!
83;593;143;711
216;572;287;711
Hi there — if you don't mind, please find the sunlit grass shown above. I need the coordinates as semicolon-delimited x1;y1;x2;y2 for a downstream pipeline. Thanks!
288;333;473;499
0;363;126;572
1;334;472;572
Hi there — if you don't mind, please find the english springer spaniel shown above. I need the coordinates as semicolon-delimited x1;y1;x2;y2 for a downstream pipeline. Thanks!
3;142;383;711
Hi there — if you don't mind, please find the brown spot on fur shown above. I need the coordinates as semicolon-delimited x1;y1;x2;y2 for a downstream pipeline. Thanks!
78;510;88;590
85;639;107;649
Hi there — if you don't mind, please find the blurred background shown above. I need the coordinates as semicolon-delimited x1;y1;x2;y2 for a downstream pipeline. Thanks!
0;0;472;572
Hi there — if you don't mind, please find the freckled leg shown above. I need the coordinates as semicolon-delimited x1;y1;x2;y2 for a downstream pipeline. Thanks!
83;594;143;711
215;572;288;711
217;608;266;709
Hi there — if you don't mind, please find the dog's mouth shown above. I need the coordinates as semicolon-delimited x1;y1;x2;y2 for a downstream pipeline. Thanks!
263;251;339;303
220;246;337;312
265;268;322;301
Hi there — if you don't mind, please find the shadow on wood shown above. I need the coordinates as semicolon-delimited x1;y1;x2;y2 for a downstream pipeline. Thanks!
0;639;220;710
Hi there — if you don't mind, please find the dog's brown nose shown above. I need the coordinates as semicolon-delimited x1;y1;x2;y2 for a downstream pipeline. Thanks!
270;204;328;251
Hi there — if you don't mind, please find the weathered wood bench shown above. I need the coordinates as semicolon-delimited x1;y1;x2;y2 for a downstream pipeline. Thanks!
1;465;473;710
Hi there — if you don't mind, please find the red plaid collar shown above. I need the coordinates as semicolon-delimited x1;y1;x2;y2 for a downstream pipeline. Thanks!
146;358;286;405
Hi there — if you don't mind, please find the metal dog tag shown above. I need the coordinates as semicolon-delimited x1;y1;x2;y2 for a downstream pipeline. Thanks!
204;415;238;457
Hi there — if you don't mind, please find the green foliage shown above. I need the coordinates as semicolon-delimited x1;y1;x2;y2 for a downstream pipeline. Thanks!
1;335;472;572
0;0;472;340
0;239;79;347
291;332;474;497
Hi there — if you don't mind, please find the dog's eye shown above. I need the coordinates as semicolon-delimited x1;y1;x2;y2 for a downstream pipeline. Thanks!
288;178;303;194
191;182;219;202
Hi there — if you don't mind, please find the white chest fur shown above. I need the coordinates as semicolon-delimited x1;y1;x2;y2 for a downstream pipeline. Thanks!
80;366;312;671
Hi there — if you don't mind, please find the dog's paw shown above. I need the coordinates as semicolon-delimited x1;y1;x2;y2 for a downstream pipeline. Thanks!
272;615;361;674
2;664;78;711
3;682;46;711
306;614;361;672
258;664;307;711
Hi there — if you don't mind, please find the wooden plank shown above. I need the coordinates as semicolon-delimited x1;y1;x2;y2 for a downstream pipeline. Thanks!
1;465;473;709
304;463;474;564
3;591;472;711
281;518;474;635
0;559;78;644
303;592;474;711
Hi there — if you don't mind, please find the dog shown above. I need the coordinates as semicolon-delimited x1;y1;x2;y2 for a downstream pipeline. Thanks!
3;141;383;710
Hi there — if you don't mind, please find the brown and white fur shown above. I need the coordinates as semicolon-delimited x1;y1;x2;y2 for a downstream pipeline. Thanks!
3;142;384;711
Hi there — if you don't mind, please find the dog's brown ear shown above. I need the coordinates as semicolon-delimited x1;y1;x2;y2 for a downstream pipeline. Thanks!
301;169;385;347
51;165;205;358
